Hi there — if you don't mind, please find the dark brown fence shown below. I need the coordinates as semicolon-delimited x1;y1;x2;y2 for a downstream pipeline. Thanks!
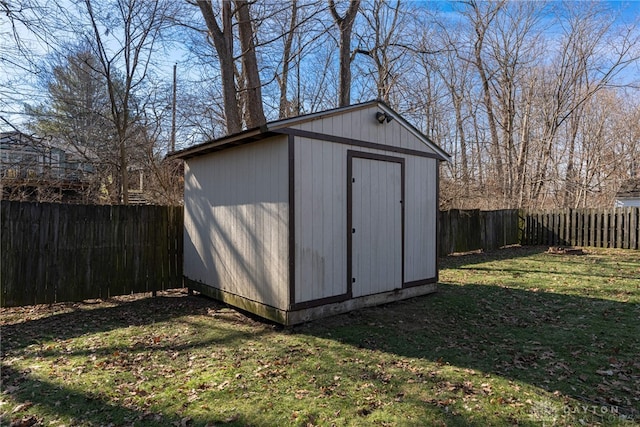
1;201;183;307
439;209;520;256
521;207;640;249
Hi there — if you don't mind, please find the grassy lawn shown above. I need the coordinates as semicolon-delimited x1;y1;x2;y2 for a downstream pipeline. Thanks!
1;246;639;426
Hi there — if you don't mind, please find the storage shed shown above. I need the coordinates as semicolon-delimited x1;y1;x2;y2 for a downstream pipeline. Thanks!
171;100;450;325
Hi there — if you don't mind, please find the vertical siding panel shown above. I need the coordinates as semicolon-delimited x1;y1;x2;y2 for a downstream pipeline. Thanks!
323;143;337;298
398;126;408;149
337;144;348;298
341;110;354;140
310;138;324;300
406;157;415;274
361;110;375;143
296;138;313;302
294;138;349;303
293;138;302;303
426;160;437;278
246;147;258;301
404;157;414;276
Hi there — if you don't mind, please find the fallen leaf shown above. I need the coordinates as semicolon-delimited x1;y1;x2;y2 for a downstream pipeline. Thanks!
9;415;39;427
12;402;33;414
224;414;239;423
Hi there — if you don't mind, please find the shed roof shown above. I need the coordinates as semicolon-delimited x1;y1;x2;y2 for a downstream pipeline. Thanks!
170;100;450;161
616;178;640;199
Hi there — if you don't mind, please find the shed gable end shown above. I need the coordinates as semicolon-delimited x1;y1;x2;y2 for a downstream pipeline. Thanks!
287;104;440;156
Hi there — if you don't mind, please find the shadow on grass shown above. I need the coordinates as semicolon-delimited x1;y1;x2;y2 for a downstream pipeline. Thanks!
299;282;640;420
1;363;265;427
440;245;550;268
1;363;168;426
1;292;220;353
1;292;274;426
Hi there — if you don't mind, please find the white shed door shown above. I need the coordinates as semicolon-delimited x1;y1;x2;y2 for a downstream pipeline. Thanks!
351;156;403;297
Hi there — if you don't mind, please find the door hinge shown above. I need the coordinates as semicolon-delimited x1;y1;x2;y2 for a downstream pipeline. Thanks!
352;228;356;233
352;277;356;283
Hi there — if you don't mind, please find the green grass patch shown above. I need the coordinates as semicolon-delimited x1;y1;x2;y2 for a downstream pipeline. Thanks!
2;247;639;426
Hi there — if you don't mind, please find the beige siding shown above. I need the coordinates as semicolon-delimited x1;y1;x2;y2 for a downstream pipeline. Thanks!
404;156;438;281
183;137;289;309
294;137;347;303
294;137;437;304
289;104;439;156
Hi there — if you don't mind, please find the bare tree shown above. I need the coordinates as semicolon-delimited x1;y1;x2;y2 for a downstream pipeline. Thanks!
463;0;506;202
80;0;175;204
354;0;410;104
529;2;640;206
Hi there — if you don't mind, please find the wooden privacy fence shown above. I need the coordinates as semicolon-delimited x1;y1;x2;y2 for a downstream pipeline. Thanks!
438;209;520;256
2;202;637;308
439;207;640;255
521;207;640;249
1;201;183;307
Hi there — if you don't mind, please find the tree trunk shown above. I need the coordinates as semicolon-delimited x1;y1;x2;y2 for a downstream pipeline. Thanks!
453;94;469;196
278;0;298;119
198;0;242;134
329;0;361;107
235;0;266;128
475;37;503;200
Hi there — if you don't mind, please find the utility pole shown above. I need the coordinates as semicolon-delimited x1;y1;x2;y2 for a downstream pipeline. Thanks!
171;63;177;152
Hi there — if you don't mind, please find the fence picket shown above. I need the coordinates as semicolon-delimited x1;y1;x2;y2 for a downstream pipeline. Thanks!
631;208;638;250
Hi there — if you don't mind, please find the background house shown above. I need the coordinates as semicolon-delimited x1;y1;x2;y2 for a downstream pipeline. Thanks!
0;131;97;203
615;178;640;207
172;100;450;325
